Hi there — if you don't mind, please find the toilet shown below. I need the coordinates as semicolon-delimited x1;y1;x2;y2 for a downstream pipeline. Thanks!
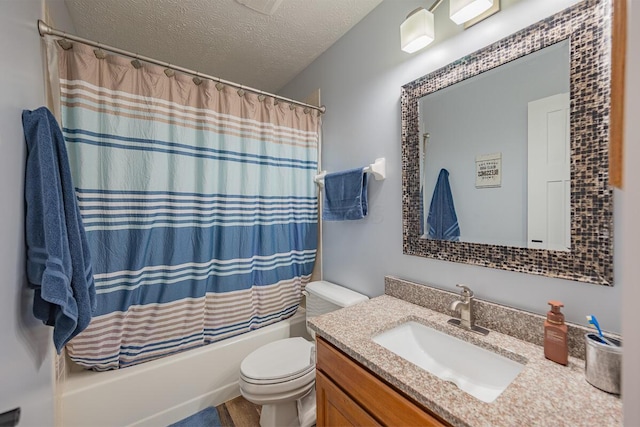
238;280;369;427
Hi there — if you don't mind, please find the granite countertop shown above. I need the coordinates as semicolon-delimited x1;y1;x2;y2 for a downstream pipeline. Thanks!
309;295;622;427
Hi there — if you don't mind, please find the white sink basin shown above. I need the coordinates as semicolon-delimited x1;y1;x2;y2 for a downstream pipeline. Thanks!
372;321;524;403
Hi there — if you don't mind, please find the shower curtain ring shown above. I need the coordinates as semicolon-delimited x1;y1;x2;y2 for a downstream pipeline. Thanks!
131;54;142;69
57;38;73;50
94;42;106;59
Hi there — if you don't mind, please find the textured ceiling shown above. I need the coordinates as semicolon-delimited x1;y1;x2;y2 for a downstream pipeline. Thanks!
64;0;383;93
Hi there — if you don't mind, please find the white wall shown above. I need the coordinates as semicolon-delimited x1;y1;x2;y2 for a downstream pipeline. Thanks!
622;0;639;423
44;0;76;34
280;0;623;333
0;1;54;426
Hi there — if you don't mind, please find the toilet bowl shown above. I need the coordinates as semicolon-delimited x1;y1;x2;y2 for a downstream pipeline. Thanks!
239;337;316;427
238;281;369;427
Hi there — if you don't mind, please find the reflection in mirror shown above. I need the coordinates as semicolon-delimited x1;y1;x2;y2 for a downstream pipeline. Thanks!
419;40;571;250
401;0;614;285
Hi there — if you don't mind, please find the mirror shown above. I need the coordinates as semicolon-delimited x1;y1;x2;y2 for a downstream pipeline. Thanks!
419;40;571;250
401;0;614;285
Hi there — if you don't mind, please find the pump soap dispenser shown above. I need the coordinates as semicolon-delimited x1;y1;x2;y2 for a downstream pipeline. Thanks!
544;300;568;365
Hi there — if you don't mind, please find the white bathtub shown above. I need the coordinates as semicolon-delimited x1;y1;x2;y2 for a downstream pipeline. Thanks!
61;308;310;427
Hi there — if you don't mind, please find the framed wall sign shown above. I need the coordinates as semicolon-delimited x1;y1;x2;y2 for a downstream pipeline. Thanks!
476;152;501;188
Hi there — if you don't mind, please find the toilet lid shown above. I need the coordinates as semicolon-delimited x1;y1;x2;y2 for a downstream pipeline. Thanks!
241;337;314;382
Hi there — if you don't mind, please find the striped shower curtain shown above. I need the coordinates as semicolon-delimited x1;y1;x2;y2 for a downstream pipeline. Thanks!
50;41;320;370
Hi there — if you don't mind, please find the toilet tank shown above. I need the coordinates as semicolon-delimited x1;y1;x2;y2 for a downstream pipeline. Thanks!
304;281;368;337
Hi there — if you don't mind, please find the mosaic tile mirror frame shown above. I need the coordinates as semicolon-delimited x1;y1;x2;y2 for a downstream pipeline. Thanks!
401;0;614;285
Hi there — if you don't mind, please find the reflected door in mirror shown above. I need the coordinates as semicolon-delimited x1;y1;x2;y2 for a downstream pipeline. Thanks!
527;93;570;251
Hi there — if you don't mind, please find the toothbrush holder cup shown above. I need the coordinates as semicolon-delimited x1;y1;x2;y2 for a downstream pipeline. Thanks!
584;333;622;395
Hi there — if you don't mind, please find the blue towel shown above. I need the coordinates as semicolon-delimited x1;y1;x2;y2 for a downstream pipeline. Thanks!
323;168;368;221
22;107;96;353
427;168;460;241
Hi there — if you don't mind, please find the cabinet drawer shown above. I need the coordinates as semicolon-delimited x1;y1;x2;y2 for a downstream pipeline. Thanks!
316;337;448;427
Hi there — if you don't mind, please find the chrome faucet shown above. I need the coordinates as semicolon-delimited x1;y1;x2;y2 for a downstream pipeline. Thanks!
448;284;489;335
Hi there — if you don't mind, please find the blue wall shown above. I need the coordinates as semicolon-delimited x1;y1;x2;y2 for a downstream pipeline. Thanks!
279;0;623;332
0;1;54;425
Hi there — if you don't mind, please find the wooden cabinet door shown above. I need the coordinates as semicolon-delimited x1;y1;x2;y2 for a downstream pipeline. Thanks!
316;337;449;427
316;371;380;427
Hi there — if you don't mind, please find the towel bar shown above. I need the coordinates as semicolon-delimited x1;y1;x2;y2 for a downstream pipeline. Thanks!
314;158;386;186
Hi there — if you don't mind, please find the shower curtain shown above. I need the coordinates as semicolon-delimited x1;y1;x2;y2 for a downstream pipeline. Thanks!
49;41;320;370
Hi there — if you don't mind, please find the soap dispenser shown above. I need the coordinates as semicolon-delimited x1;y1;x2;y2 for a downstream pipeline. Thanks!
544;300;568;365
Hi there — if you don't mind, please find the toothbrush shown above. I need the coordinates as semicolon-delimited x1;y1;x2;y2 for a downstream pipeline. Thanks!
586;315;617;346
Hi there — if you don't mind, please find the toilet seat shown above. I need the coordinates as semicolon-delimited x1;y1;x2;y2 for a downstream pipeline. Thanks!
240;370;315;405
241;366;314;386
239;337;316;403
240;337;314;384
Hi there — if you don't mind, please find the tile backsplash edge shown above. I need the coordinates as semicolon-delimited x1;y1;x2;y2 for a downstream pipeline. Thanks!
384;276;613;360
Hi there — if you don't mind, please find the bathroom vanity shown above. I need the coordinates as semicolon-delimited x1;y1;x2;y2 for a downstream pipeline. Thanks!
311;277;622;427
316;337;447;426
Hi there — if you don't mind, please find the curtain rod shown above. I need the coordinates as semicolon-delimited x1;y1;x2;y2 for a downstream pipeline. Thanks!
37;20;326;115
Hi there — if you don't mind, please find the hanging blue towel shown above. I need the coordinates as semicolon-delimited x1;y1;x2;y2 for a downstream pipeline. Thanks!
22;107;96;353
323;168;368;221
427;168;460;241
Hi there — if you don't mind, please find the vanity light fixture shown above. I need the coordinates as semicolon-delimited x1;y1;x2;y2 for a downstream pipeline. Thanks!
401;7;435;53
450;0;494;25
401;0;496;54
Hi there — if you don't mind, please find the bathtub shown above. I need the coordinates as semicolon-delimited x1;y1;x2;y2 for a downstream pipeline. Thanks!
61;307;310;427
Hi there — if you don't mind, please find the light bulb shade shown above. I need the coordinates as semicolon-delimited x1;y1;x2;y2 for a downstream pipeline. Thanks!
450;0;494;24
401;8;435;54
